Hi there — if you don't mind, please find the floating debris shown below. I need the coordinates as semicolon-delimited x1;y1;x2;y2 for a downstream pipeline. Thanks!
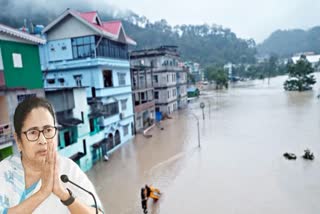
143;134;152;138
302;149;314;160
283;153;297;160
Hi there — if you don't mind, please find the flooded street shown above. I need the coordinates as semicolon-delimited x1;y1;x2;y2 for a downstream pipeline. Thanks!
87;75;320;214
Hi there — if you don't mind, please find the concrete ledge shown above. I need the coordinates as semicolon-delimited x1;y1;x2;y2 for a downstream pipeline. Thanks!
143;124;155;135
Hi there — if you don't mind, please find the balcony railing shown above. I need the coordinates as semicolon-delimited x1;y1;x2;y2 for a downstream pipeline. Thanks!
152;66;183;72
96;86;131;97
133;83;153;90
153;81;176;88
0;123;14;145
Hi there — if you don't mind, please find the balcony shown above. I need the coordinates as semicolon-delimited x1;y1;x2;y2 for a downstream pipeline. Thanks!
96;86;131;97
134;101;155;113
0;71;5;87
0;123;14;146
152;66;183;72
153;81;176;88
133;81;153;90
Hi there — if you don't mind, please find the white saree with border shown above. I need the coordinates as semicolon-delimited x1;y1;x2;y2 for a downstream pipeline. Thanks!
0;155;104;214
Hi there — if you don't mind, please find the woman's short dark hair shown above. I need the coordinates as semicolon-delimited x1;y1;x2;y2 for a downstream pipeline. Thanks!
14;97;56;140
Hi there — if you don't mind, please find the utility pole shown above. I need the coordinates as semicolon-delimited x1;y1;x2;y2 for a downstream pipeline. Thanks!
200;102;205;120
191;112;201;148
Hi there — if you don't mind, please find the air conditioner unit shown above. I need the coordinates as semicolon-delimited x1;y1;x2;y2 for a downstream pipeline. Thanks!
119;112;125;120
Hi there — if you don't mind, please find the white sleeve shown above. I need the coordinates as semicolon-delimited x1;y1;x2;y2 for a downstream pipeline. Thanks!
60;157;104;213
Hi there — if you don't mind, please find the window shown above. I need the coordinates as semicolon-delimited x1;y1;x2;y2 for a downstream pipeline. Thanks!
121;99;127;111
150;59;156;67
103;70;113;87
123;125;129;136
139;76;145;88
103;102;119;118
89;118;95;133
47;79;55;84
73;75;82;87
167;74;169;82
12;53;23;68
153;75;158;83
58;78;65;86
64;131;72;147
118;73;126;86
0;124;10;136
17;94;36;103
168;91;170;99
141;92;146;101
96;37;128;60
154;91;159;99
71;36;95;59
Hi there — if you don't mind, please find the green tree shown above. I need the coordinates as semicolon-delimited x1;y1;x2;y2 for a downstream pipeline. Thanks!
205;66;228;89
284;55;316;91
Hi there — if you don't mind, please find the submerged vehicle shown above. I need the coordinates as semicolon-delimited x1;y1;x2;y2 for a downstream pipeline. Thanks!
283;153;297;160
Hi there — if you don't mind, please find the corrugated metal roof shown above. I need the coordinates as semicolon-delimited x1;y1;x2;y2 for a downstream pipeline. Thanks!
102;21;121;35
79;11;97;23
0;23;46;44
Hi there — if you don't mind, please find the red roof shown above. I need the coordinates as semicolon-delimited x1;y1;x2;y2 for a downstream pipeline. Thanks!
78;11;98;23
102;21;121;35
43;9;136;45
71;11;136;45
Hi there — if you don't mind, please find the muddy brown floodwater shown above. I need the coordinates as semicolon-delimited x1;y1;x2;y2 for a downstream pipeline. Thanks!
87;75;320;214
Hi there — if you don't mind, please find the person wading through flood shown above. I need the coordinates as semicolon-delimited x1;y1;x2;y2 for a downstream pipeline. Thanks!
145;185;161;201
140;184;161;213
141;188;148;214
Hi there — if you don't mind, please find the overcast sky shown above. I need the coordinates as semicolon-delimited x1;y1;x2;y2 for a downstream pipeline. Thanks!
1;0;320;43
110;0;320;43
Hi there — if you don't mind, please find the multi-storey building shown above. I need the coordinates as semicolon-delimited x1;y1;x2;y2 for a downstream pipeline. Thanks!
130;63;155;133
185;61;202;83
130;46;184;115
46;87;107;171
39;9;136;165
0;23;45;160
177;65;188;109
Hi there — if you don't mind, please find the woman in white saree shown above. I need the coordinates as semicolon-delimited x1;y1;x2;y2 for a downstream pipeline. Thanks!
0;97;104;214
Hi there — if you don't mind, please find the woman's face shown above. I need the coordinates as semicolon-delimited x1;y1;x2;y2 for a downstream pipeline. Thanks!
16;107;57;165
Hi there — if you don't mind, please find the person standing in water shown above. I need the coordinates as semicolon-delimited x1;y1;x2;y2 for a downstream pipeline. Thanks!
141;187;148;214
